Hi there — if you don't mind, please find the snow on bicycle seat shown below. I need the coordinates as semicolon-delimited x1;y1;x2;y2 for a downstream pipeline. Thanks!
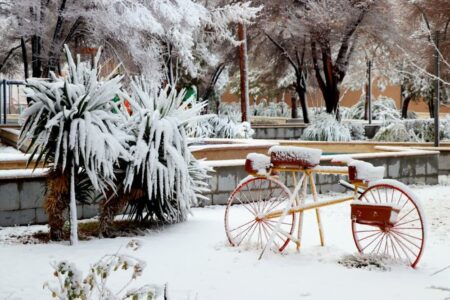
269;146;322;168
245;153;272;175
348;160;385;182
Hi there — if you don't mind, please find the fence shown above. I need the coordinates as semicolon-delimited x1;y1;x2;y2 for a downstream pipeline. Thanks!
0;80;26;125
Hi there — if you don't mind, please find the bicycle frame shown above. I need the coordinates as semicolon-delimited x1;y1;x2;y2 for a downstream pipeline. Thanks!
258;165;367;250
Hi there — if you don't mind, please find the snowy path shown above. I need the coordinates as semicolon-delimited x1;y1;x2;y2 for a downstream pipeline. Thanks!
0;185;449;299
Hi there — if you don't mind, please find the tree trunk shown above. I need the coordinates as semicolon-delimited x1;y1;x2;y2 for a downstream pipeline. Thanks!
43;0;67;77
299;92;309;123
31;35;42;77
322;83;340;115
20;37;29;79
238;23;249;122
401;95;412;119
69;163;78;245
295;70;309;123
291;96;298;119
44;168;69;241
428;98;434;118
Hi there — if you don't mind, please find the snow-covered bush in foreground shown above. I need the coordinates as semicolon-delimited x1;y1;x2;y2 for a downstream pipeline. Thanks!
19;46;129;244
44;247;162;300
122;82;210;223
302;113;351;141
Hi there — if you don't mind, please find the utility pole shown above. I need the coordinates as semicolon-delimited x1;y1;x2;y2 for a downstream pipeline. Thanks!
238;23;250;122
434;31;440;147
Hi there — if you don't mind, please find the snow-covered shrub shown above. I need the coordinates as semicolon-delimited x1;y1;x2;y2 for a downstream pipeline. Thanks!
122;81;210;223
345;122;366;140
212;115;254;138
302;112;351;141
443;116;450;141
373;122;418;142
19;46;129;243
403;119;438;142
44;250;161;299
194;114;254;139
258;101;290;117
345;96;401;121
219;102;241;121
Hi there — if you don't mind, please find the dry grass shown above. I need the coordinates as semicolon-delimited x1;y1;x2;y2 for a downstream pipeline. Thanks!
28;219;164;244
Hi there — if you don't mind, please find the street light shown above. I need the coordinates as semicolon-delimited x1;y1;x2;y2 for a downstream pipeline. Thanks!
434;31;440;147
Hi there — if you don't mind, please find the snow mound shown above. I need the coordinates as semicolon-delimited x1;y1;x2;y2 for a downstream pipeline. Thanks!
269;146;322;167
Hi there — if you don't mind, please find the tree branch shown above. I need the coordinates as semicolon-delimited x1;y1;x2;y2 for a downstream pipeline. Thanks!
0;41;28;74
264;32;299;72
310;40;326;92
335;7;368;74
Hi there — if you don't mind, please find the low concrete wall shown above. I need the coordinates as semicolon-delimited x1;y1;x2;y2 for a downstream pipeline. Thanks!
0;176;98;226
0;151;442;226
437;151;450;175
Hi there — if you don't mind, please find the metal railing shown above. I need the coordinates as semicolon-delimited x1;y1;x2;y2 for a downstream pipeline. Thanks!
0;79;26;125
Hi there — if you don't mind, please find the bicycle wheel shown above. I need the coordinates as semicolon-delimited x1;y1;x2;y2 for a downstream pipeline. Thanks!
225;176;296;252
352;182;426;268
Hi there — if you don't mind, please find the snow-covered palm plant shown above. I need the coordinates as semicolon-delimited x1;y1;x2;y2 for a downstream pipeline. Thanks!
345;96;402;121
122;81;209;223
301;112;351;141
193;114;254;139
19;46;129;243
373;122;418;142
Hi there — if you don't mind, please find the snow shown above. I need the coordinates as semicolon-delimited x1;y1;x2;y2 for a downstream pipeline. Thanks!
0;143;22;154
246;153;271;175
349;160;385;182
269;146;322;166
312;165;348;173
0;168;48;179
1;184;449;300
0;153;30;162
331;155;354;164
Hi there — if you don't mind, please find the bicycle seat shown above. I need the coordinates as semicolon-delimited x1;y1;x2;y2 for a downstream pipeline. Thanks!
269;146;322;169
348;160;385;182
245;153;272;175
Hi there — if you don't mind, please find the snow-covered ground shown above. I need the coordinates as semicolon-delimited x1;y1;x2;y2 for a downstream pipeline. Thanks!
0;185;449;300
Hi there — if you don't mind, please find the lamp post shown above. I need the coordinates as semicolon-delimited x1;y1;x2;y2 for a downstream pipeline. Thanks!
366;59;372;125
434;31;440;147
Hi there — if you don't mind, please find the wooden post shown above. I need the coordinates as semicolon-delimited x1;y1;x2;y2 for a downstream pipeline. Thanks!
238;23;250;122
